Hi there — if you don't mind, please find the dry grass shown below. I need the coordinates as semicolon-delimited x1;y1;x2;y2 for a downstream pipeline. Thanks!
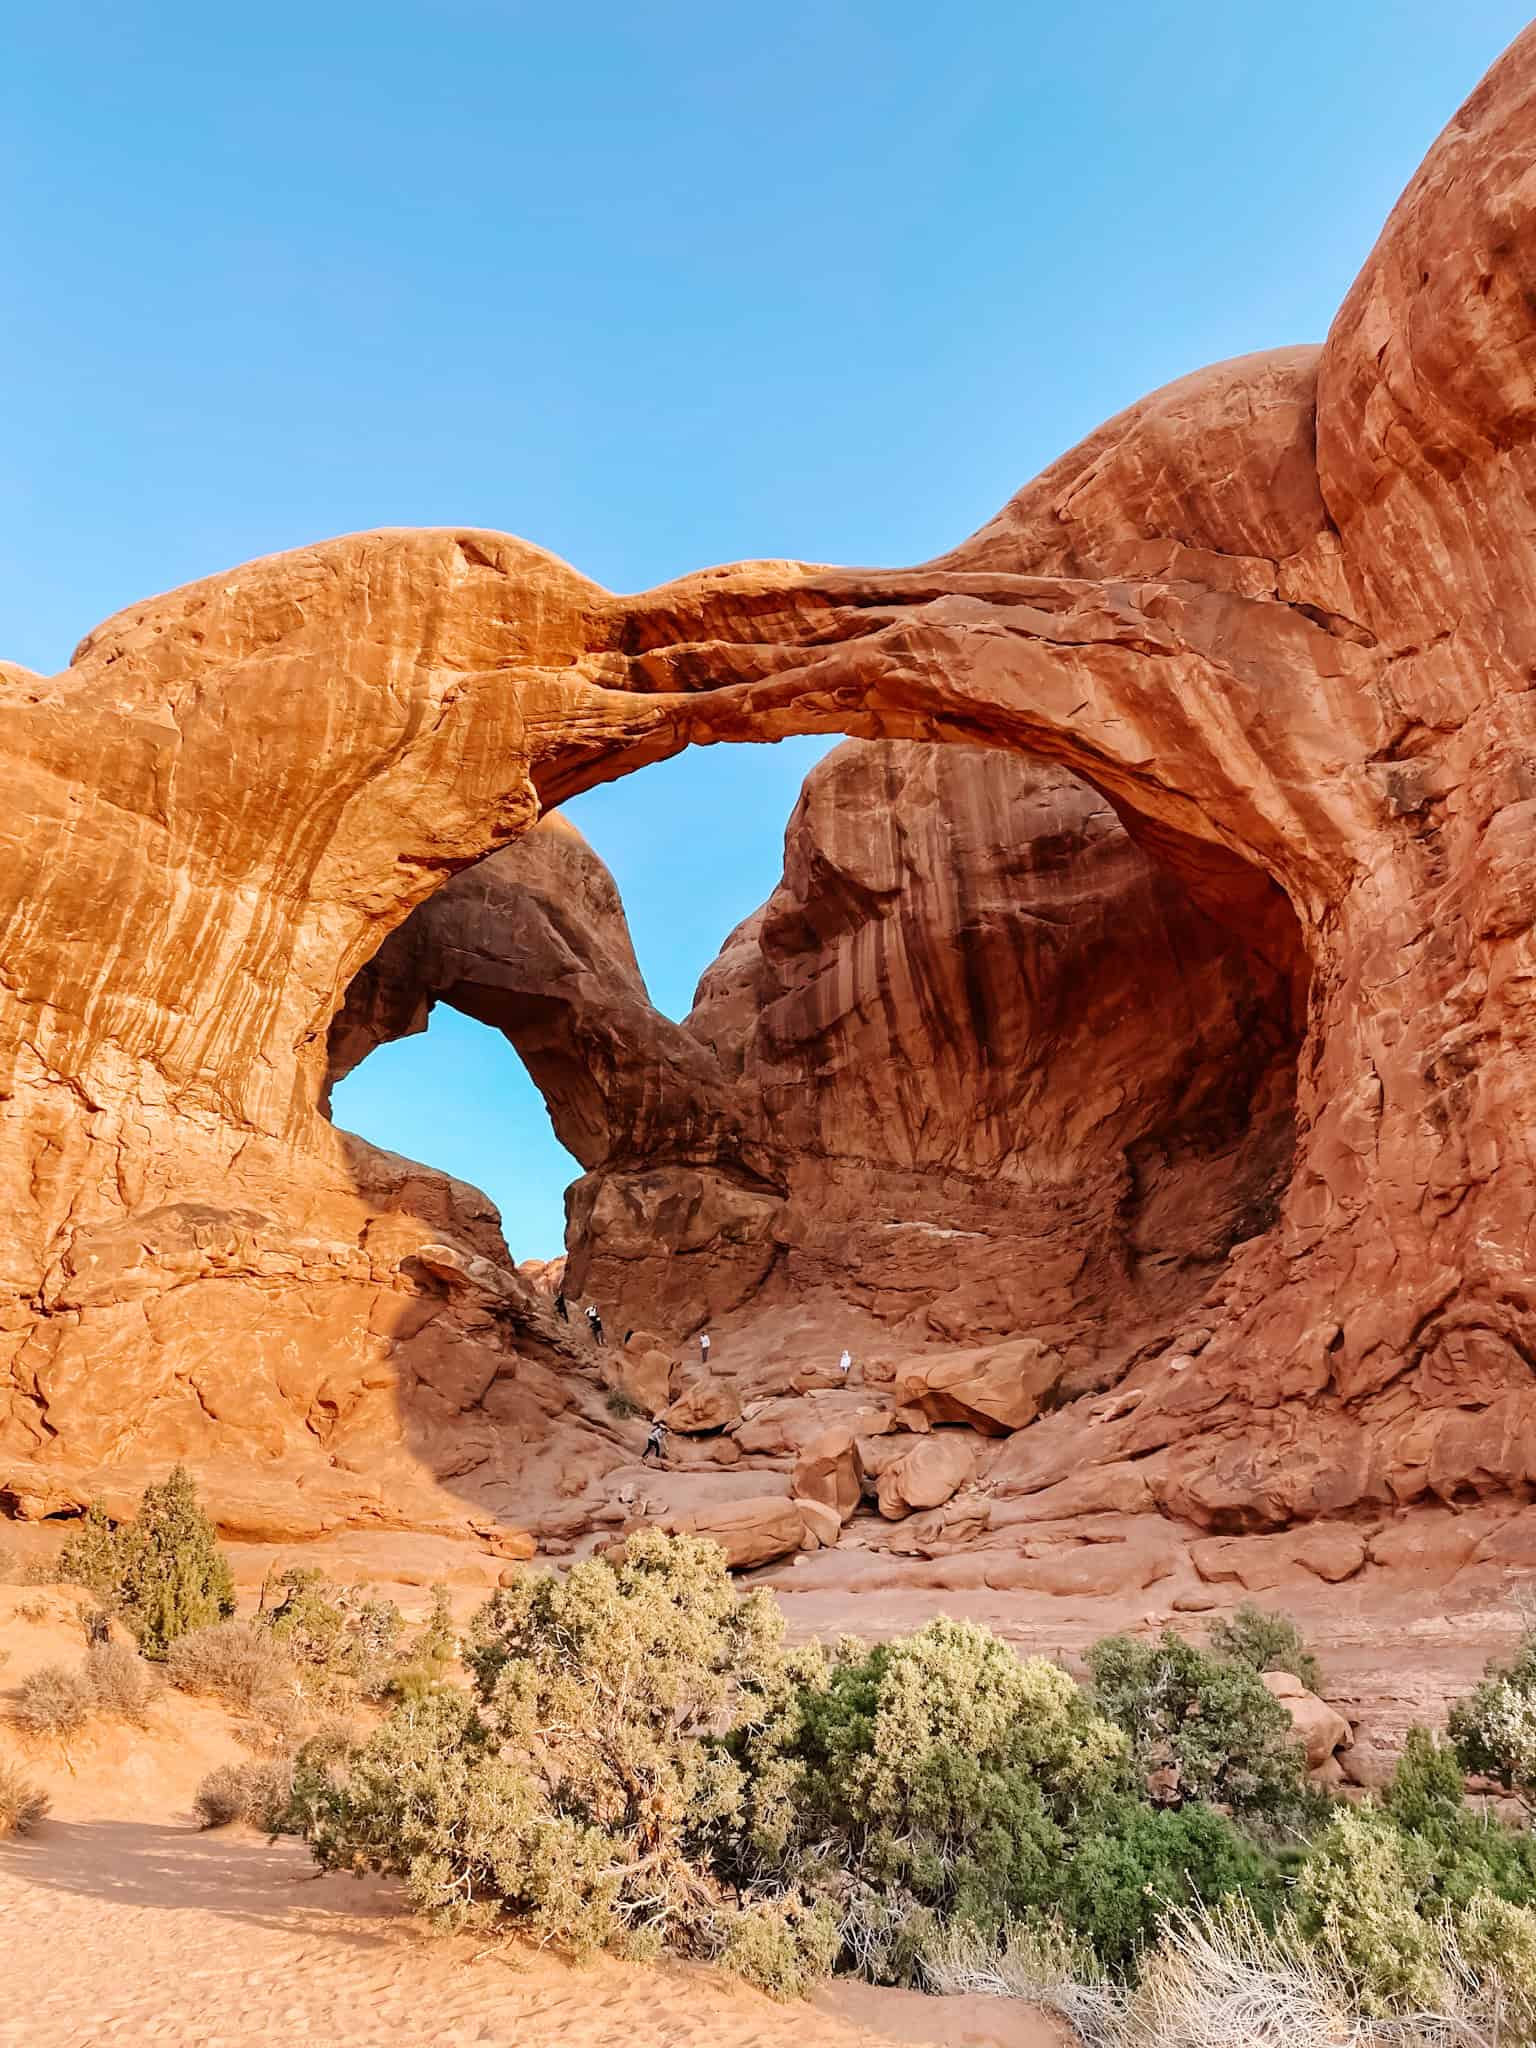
84;1640;159;1725
166;1620;297;1724
192;1757;294;1832
921;1901;1536;2048
11;1661;93;1740
919;1919;1123;2046
0;1758;50;1837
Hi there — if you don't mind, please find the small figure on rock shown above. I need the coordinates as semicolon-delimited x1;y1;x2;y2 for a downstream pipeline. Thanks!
699;1329;711;1366
642;1418;668;1464
585;1302;605;1346
838;1347;852;1377
554;1290;568;1323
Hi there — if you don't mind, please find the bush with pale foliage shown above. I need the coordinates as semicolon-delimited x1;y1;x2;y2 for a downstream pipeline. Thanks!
11;1662;93;1740
166;1619;296;1725
296;1530;833;1996
0;1759;50;1838
84;1640;158;1725
193;1757;296;1832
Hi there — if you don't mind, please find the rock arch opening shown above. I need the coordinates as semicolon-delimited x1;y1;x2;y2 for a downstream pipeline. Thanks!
324;732;1308;1403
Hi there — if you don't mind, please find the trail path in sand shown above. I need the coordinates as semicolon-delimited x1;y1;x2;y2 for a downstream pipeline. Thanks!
0;1823;1062;2048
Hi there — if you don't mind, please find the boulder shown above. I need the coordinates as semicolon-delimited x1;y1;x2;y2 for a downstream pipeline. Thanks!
874;1434;975;1519
794;1497;843;1549
647;1495;811;1569
791;1427;864;1521
662;1379;742;1435
893;1338;1066;1435
1260;1671;1353;1769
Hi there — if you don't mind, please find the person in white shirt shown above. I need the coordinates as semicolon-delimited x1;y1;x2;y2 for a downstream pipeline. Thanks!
838;1348;852;1375
699;1329;711;1366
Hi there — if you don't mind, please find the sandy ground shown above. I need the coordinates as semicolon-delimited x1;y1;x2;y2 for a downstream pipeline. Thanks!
0;1823;1063;2048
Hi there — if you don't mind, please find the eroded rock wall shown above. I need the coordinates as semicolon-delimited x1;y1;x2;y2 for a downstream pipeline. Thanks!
4;29;1536;1536
571;740;1299;1365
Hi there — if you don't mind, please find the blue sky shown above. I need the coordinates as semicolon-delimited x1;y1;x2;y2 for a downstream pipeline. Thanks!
9;2;1529;1254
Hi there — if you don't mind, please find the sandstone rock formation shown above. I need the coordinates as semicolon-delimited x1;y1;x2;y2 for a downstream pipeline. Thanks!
1261;1671;1354;1773
5;30;1536;1545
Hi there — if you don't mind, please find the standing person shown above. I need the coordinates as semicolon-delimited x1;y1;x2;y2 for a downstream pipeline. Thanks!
586;1302;605;1346
699;1329;711;1367
554;1290;568;1323
838;1348;852;1376
642;1418;668;1464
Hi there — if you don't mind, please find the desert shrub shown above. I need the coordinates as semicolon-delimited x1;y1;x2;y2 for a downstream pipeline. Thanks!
1206;1603;1323;1694
84;1640;158;1725
385;1584;457;1705
1058;1798;1285;1977
1450;1625;1536;1810
193;1756;296;1832
0;1759;50;1838
715;1896;841;1998
1294;1805;1454;2014
167;1618;297;1723
299;1531;827;1990
54;1503;126;1605
605;1387;643;1420
259;1567;403;1697
729;1616;1134;1980
1382;1724;1536;1910
54;1470;235;1658
12;1661;93;1740
1087;1629;1317;1828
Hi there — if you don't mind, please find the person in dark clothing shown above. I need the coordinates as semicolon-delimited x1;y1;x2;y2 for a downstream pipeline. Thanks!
642;1419;667;1463
554;1291;568;1322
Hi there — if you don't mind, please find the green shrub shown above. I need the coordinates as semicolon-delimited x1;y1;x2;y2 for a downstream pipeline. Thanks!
301;1530;821;1985
12;1662;93;1740
1057;1798;1285;1976
0;1759;50;1837
605;1387;643;1420
1087;1629;1316;1827
84;1640;158;1725
1293;1805;1450;2014
386;1584;457;1705
729;1616;1132;1980
1206;1603;1323;1693
54;1470;235;1658
1382;1724;1536;1911
54;1504;124;1606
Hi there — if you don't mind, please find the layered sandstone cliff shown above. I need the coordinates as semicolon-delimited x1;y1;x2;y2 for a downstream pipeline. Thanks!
5;29;1536;1542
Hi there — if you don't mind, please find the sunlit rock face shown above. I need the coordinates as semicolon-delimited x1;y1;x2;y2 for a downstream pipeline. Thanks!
562;739;1299;1362
6;27;1536;1538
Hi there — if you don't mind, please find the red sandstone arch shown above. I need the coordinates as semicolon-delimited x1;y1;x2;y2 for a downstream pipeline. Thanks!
4;27;1536;1533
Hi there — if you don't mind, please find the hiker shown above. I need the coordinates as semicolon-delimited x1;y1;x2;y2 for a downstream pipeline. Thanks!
838;1347;852;1376
642;1418;668;1464
554;1290;568;1322
699;1329;711;1366
586;1302;605;1346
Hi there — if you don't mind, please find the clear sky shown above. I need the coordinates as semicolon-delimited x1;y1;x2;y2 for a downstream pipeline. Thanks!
9;2;1529;1254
